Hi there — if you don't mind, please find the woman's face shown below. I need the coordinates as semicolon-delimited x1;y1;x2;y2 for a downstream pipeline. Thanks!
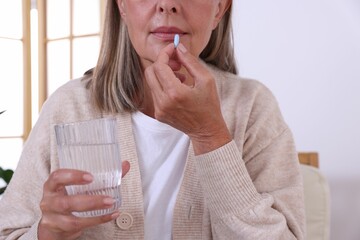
116;0;229;68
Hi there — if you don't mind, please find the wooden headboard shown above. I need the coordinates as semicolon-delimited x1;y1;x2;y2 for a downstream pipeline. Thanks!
298;152;319;168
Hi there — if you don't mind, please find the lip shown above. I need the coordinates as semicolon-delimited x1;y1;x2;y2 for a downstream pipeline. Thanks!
151;26;186;41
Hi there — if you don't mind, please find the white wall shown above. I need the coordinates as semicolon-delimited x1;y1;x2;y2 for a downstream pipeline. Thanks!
232;0;360;239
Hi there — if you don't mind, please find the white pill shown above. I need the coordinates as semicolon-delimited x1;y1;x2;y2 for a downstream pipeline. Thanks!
174;34;180;48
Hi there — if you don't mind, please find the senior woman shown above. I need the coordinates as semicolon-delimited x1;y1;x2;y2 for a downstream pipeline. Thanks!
0;0;305;239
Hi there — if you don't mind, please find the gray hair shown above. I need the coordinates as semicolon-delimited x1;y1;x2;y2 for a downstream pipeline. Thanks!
85;0;237;113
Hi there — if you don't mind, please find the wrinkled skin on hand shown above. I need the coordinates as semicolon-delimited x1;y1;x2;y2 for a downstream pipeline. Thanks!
145;43;232;155
38;161;130;240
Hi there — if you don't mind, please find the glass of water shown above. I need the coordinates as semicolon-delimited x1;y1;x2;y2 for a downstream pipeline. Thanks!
54;118;122;217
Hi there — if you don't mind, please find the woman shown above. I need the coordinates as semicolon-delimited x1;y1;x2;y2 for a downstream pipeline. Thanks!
0;0;305;239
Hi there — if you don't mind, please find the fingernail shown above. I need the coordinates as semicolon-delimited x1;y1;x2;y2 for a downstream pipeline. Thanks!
177;43;187;53
103;198;116;205
111;211;120;219
83;174;93;182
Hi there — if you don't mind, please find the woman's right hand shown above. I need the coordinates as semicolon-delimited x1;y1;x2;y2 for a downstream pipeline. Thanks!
38;161;130;240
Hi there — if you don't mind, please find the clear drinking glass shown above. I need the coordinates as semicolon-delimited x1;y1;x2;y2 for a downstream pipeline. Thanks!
54;118;122;217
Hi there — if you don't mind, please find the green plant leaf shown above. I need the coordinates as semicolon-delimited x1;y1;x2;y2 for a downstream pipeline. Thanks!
0;186;6;195
0;167;14;184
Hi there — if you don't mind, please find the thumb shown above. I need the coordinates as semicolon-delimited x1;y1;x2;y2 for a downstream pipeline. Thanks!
121;161;130;178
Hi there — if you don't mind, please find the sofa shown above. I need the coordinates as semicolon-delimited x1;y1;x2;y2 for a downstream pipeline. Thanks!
299;153;330;240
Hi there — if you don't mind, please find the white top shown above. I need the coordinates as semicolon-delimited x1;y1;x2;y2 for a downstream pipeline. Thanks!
131;111;190;240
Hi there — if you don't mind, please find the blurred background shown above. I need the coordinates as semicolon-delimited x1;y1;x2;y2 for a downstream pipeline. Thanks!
0;0;359;239
233;1;360;239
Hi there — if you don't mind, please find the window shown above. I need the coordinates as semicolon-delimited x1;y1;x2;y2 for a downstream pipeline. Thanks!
39;0;103;99
0;0;31;170
0;0;104;170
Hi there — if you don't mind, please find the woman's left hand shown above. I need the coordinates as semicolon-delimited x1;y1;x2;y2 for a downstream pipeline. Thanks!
145;43;232;155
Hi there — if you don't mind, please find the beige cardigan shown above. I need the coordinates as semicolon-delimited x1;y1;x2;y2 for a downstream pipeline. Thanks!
0;65;305;239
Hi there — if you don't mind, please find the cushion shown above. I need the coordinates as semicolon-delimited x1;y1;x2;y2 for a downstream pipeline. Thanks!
301;164;330;240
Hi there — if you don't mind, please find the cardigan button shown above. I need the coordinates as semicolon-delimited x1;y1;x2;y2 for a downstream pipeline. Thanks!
116;212;133;230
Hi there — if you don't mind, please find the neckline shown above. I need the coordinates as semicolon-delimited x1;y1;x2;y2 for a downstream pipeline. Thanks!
132;111;180;133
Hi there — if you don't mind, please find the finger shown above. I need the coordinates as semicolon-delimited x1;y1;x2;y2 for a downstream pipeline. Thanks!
121;161;130;178
44;169;93;193
41;211;119;234
175;43;210;83
174;72;186;83
148;43;183;91
153;63;183;91
153;48;183;90
69;211;120;231
157;43;176;65
145;64;164;93
168;59;182;72
42;194;117;214
168;48;182;71
156;44;184;83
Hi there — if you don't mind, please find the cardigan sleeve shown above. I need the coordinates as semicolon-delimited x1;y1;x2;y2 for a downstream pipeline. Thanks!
0;79;99;240
194;84;306;239
0;98;53;240
195;137;305;239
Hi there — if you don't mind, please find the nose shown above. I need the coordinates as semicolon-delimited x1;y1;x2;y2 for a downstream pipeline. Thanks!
157;1;179;14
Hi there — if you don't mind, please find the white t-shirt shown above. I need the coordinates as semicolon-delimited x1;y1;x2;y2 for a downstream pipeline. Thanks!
132;111;190;240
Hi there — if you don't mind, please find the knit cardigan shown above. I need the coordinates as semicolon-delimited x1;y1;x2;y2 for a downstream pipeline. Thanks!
0;65;305;239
